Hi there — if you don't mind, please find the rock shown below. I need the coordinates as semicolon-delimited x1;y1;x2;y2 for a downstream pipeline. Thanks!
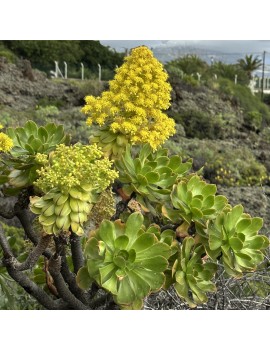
0;58;83;109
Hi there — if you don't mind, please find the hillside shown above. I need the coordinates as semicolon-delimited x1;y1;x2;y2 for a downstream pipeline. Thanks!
1;58;270;233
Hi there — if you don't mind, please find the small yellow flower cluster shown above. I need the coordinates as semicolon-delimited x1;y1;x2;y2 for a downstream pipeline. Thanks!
0;131;13;152
35;144;118;194
88;189;115;227
82;46;175;150
35;153;49;165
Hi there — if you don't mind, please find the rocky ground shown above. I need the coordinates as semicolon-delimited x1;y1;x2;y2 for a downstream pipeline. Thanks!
0;57;84;109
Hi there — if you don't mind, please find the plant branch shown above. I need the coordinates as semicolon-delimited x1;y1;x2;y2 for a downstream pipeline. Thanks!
48;255;88;310
0;221;52;271
0;223;14;258
70;232;84;274
111;198;131;221
54;235;89;305
15;235;51;271
15;208;52;259
89;290;119;310
4;261;68;310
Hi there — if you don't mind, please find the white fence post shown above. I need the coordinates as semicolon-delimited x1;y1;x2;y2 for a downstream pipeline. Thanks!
98;63;101;82
64;62;67;79
81;63;84;80
54;61;64;78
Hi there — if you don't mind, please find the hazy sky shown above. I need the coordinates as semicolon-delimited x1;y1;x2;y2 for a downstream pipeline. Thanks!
100;40;270;54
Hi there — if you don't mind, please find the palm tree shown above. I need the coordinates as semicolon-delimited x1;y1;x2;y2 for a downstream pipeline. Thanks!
237;54;262;79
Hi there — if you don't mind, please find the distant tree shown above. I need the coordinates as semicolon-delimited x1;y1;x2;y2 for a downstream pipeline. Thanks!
79;41;124;71
2;40;124;76
165;55;208;76
3;40;83;72
237;54;262;79
210;61;249;85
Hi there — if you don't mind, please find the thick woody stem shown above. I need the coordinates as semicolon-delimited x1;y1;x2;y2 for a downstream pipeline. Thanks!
54;235;89;305
70;232;84;274
15;235;51;271
4;263;68;310
15;208;52;259
0;222;51;271
0;223;13;258
48;255;88;310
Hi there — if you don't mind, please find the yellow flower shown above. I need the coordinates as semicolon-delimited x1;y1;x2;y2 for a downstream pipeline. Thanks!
82;46;175;150
0;132;13;152
35;144;118;194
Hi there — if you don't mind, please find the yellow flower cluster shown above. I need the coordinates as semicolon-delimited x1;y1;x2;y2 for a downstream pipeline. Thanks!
0;131;13;152
35;144;118;194
82;46;175;150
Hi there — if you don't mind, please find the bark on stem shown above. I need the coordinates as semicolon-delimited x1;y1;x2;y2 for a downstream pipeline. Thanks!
48;255;88;310
15;208;52;259
54;235;89;305
0;222;51;271
70;232;84;274
4;263;68;310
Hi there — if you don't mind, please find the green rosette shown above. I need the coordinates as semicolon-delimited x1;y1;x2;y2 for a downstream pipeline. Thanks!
77;212;172;309
163;175;228;226
197;204;269;277
115;144;192;214
6;120;69;188
173;237;217;308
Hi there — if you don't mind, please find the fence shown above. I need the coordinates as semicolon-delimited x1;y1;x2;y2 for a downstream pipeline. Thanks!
50;61;106;82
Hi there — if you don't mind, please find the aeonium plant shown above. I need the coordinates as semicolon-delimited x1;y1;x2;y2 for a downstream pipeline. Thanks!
0;46;269;310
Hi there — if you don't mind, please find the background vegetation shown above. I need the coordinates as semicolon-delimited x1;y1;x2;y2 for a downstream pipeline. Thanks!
0;40;125;79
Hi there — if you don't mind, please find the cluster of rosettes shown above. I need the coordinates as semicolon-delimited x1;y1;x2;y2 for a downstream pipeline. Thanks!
82;46;175;150
0;126;13;152
34;144;118;194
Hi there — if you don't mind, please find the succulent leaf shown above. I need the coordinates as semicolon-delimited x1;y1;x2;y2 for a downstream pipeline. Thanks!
115;144;192;214
197;205;269;277
163;175;228;226
78;212;173;309
173;237;217;307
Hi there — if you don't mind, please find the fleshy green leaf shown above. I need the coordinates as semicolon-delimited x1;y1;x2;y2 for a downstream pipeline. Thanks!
116;276;136;305
125;212;144;244
76;266;93;290
229;237;244;251
98;220;116;250
137;256;168;272
129;233;156;252
133;267;165;291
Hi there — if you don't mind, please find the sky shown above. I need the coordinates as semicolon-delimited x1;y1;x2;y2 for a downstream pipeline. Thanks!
100;40;270;55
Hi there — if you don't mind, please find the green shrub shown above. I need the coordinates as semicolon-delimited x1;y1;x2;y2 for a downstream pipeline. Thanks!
244;111;262;131
165;55;208;76
217;78;270;125
182;75;200;87
172;109;225;139
0;47;16;63
67;79;107;98
165;138;269;187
